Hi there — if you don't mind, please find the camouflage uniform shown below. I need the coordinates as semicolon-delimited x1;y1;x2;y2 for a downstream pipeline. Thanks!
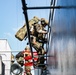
30;18;48;69
30;36;45;55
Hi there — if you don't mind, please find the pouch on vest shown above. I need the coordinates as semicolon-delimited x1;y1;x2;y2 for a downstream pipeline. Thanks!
15;25;27;41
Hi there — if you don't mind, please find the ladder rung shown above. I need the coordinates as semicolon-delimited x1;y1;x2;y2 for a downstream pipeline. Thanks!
39;64;48;65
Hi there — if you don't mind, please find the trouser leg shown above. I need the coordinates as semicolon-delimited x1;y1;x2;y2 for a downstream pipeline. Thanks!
34;55;47;70
25;61;32;75
31;36;45;55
